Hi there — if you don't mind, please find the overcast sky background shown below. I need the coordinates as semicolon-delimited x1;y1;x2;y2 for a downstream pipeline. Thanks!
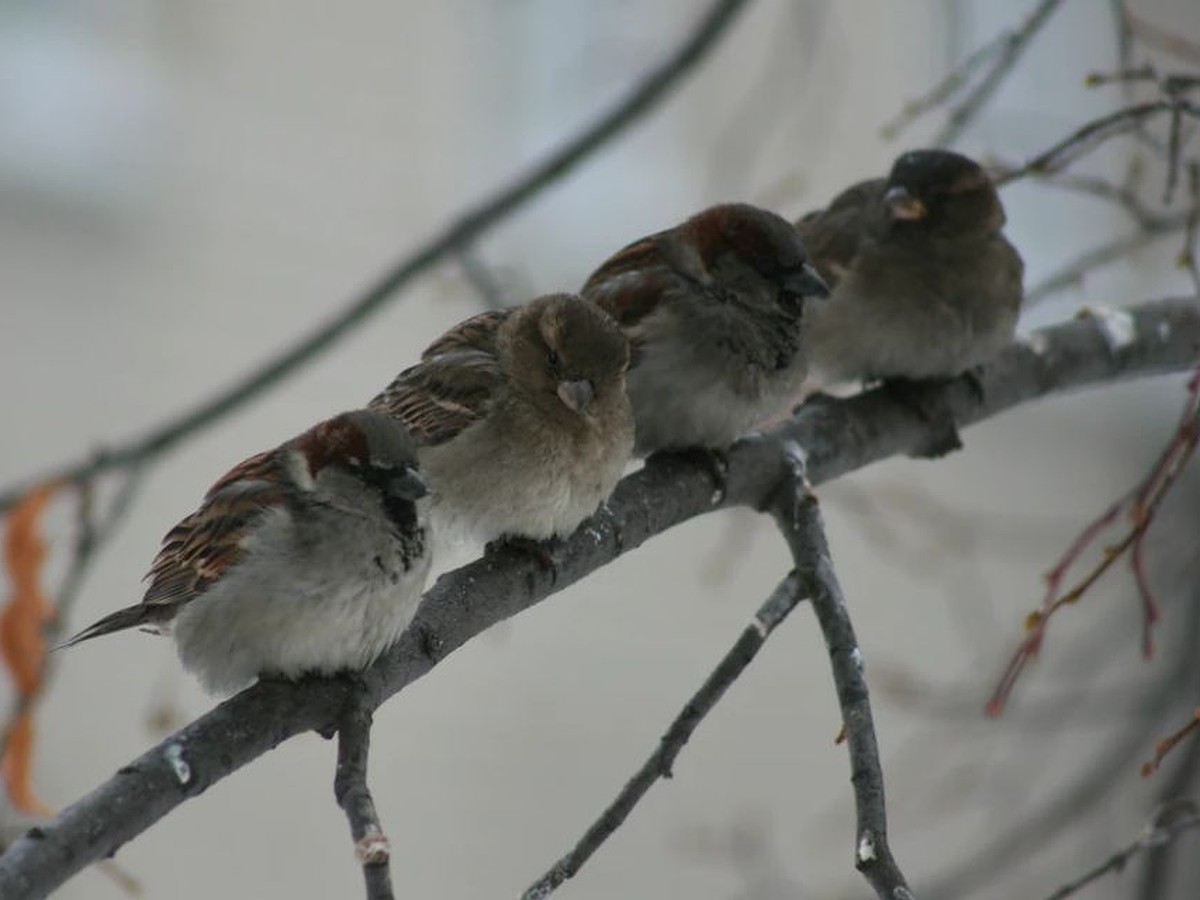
2;1;1199;897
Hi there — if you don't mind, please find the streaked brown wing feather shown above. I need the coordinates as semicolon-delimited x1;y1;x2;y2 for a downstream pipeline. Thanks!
582;233;677;328
421;309;509;359
142;456;287;608
370;351;501;446
795;178;886;286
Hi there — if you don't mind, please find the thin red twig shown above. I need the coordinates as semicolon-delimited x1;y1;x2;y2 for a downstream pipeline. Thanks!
988;359;1200;716
1142;711;1200;777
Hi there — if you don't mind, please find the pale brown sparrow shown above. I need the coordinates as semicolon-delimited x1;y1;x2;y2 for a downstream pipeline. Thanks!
370;293;633;546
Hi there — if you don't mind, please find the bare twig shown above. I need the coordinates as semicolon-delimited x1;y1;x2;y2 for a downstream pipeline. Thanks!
1184;161;1200;292
335;697;393;900
0;0;752;515
51;471;146;644
457;248;512;310
1138;710;1200;898
1017;167;1164;230
1143;710;1200;778
1041;801;1200;900
1123;8;1200;67
879;34;1008;139
921;594;1200;900
881;0;1065;145
1104;1;1168;158
936;0;1066;147
0;298;1195;899
1086;67;1200;97
988;356;1200;715
1025;221;1189;305
771;450;912;899
520;575;804;899
988;58;1200;305
994;102;1190;186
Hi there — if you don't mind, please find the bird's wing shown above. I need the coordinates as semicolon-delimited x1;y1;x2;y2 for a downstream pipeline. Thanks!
581;232;682;329
142;452;288;607
370;350;502;446
421;309;509;359
996;236;1026;315
795;178;886;286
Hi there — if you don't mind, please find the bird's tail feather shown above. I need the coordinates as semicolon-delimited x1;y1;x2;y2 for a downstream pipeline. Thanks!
53;605;162;652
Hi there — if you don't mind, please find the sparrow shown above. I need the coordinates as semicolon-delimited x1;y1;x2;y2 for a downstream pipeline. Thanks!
59;410;431;695
580;203;829;457
795;149;1024;388
369;292;633;546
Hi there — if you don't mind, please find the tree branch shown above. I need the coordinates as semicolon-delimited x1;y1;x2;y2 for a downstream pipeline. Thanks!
521;574;805;899
334;697;393;900
0;297;1196;899
0;0;752;514
771;459;913;898
1041;800;1200;900
880;0;1065;146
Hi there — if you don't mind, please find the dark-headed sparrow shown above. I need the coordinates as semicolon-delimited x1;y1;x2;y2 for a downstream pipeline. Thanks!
370;293;633;545
795;149;1024;387
60;410;431;694
581;203;829;457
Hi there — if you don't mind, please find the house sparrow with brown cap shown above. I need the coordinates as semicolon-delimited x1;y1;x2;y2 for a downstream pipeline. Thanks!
795;149;1023;413
370;292;633;547
581;203;829;458
60;410;431;694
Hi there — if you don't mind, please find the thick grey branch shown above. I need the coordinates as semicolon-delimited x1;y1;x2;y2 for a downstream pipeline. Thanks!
0;0;751;514
0;297;1196;899
771;457;912;899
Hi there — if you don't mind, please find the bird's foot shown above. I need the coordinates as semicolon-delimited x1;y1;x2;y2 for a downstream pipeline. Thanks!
793;389;841;416
962;365;987;404
882;377;964;459
648;445;730;503
485;534;561;584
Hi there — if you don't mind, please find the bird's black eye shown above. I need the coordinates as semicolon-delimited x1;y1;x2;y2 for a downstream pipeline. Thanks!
546;348;560;370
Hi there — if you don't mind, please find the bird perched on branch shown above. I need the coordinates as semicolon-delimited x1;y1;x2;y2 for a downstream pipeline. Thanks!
60;410;431;694
581;203;829;458
370;293;633;548
794;149;1023;452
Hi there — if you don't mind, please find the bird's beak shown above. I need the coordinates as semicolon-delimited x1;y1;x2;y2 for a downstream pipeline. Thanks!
782;264;830;300
556;379;595;415
884;186;927;221
390;466;428;501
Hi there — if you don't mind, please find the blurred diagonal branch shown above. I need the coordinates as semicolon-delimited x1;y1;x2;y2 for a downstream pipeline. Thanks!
880;0;1065;146
0;297;1195;899
1040;800;1200;900
0;0;752;515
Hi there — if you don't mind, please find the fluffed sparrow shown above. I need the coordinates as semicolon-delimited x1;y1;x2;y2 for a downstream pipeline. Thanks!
581;203;829;456
370;292;633;545
795;148;1024;387
60;410;431;694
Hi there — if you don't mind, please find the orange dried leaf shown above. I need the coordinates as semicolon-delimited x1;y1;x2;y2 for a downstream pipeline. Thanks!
2;484;58;694
0;483;61;814
1;712;51;816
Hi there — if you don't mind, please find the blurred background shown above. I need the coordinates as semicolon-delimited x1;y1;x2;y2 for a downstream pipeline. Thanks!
2;1;1200;897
